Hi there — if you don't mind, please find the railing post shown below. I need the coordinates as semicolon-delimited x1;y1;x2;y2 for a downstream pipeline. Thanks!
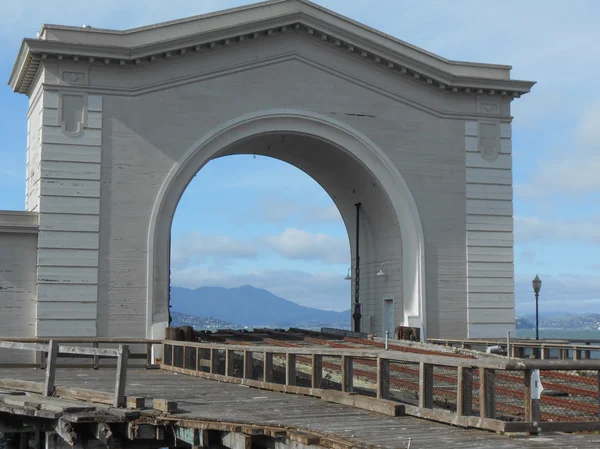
286;353;297;386
456;366;473;416
311;354;322;389
93;342;100;369
342;356;353;393
523;369;532;422
597;370;600;418
113;344;128;408
263;352;273;383
377;357;389;400
44;340;58;397
196;347;200;372
418;362;433;409
146;343;153;369
210;349;218;374
183;345;188;369
479;368;496;419
225;349;234;377
574;348;580;360
243;351;253;379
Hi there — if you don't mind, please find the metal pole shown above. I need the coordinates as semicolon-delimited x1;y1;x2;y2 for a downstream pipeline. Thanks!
385;330;389;350
535;292;539;340
507;331;510;359
352;203;362;333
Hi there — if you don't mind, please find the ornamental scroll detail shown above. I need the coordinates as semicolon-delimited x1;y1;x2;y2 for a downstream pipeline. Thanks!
478;122;500;162
58;93;87;137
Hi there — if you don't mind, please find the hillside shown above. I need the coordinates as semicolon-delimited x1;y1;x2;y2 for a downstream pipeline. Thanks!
170;311;240;330
171;285;350;328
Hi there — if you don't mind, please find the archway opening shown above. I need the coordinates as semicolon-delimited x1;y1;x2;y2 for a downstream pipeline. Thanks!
147;112;425;341
169;154;352;331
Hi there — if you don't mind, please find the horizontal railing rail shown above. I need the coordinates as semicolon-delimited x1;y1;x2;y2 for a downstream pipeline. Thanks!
0;340;129;407
428;337;600;361
0;337;162;369
160;339;600;434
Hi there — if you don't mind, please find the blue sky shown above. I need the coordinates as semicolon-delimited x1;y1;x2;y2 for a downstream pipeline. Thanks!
1;0;599;314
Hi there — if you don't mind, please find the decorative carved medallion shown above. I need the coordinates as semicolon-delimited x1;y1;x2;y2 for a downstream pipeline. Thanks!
478;122;500;161
61;71;86;85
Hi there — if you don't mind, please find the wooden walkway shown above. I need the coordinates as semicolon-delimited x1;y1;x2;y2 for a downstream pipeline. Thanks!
3;367;600;448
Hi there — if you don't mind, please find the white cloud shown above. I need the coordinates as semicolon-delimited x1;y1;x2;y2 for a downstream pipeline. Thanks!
515;100;600;198
261;228;349;264
171;231;257;268
171;267;350;310
515;273;600;315
515;216;600;245
171;228;350;268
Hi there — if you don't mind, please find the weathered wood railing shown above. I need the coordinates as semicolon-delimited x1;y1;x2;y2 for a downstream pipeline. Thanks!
161;340;600;433
0;337;160;369
428;337;600;360
0;340;129;407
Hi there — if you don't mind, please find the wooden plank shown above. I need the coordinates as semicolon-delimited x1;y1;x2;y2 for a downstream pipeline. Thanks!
225;349;235;377
243;351;253;380
126;396;145;409
44;340;58;397
263;352;273;383
59;345;119;358
153;399;177;412
456;367;473;416
311;354;322;389
480;368;496;419
286;353;296;386
161;364;323;398
54;385;113;405
418;362;433;409
341;356;353;393
320;391;404;417
210;348;219;374
113;345;128;408
163;341;498;369
0;379;44;394
376;357;389;400
0;341;49;352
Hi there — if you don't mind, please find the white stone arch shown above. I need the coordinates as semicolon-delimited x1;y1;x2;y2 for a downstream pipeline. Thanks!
147;109;426;339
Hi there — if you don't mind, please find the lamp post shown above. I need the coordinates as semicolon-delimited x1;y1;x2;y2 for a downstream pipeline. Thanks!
352;203;362;333
532;274;542;340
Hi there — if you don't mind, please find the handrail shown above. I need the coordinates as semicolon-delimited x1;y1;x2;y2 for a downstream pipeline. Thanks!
161;339;600;434
162;340;600;370
429;337;600;350
0;340;129;407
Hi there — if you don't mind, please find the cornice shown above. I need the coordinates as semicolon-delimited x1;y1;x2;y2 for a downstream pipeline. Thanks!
0;211;39;234
10;7;535;97
38;52;514;122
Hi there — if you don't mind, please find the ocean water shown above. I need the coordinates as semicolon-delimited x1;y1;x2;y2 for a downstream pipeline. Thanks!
515;329;600;340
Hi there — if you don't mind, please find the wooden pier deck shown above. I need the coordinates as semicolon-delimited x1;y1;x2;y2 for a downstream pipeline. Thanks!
3;367;600;449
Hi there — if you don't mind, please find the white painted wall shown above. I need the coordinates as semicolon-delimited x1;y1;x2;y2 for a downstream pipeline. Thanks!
0;212;38;363
465;121;516;337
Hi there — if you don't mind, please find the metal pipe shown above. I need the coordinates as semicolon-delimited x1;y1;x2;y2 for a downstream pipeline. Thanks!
352;203;362;332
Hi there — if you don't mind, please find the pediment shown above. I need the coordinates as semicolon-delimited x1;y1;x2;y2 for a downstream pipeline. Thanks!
9;0;535;97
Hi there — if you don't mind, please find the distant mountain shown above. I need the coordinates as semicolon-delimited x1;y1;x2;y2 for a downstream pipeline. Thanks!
170;311;240;330
170;285;350;328
517;313;600;330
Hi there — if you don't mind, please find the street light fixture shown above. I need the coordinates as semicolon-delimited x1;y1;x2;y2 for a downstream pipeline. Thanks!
344;268;352;281
532;274;542;340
